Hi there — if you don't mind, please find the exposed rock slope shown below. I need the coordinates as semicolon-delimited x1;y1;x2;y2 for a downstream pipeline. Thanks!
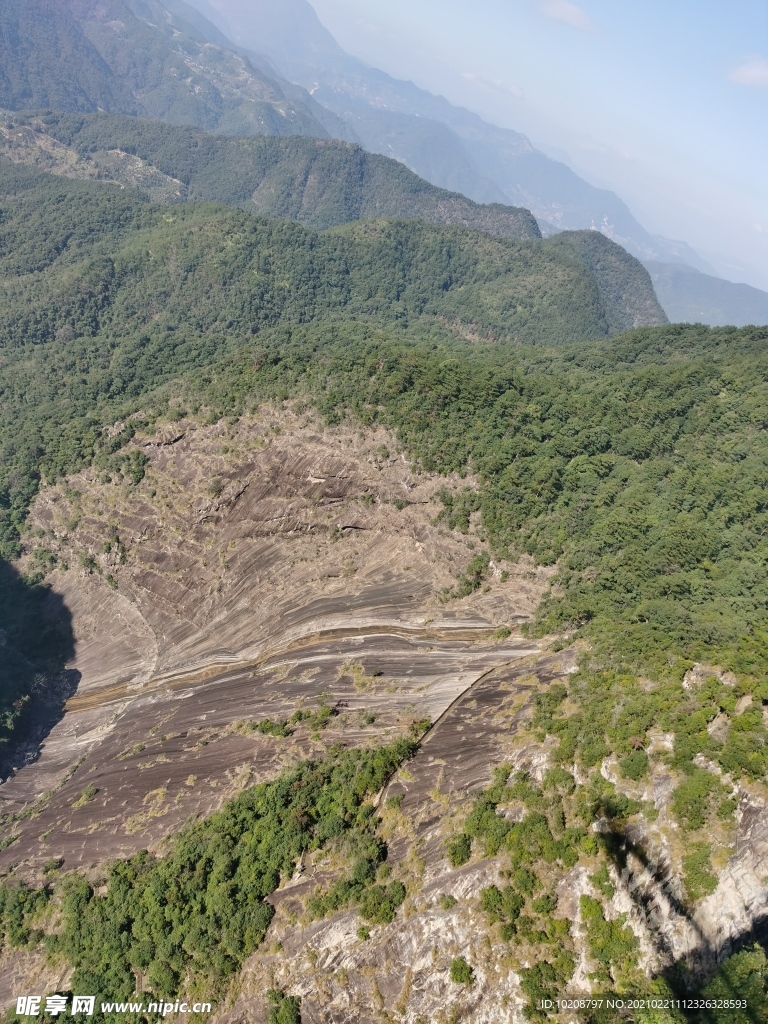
0;408;550;875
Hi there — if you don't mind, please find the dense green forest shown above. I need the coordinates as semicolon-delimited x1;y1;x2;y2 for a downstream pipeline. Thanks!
1;112;541;240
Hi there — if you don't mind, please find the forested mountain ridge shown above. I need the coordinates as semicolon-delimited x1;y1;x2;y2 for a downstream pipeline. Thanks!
0;111;540;240
0;162;663;379
0;0;330;137
0;160;664;549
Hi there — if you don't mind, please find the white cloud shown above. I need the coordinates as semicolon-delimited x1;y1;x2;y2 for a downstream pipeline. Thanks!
540;0;595;32
729;56;768;87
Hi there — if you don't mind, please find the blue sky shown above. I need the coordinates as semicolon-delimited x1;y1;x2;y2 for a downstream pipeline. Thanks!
310;0;768;289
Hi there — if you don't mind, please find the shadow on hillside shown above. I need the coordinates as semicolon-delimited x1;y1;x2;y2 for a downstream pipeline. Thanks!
597;807;768;1021
0;557;78;782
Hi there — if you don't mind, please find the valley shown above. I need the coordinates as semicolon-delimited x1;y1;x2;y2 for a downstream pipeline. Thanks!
1;405;550;857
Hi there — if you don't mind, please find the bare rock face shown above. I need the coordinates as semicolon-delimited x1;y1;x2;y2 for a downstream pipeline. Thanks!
0;408;550;877
692;795;768;968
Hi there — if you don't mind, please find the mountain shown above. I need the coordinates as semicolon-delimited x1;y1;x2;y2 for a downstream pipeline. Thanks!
0;183;766;1012
0;111;540;240
0;0;740;328
0;0;330;137
0;163;663;376
645;261;768;327
0;162;663;754
1;0;729;331
0;63;766;1023
0;0;129;114
192;0;712;269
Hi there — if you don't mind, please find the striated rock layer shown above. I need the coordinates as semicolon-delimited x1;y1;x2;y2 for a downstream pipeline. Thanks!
0;407;550;877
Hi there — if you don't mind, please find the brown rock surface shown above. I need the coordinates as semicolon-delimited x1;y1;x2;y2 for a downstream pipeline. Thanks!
218;650;577;1024
0;408;551;876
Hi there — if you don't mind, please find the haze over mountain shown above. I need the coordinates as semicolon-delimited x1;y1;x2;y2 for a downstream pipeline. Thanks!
308;0;768;297
646;261;768;329
191;0;716;271
1;0;715;283
185;0;768;328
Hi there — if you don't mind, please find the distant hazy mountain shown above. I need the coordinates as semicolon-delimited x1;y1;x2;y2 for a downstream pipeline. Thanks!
0;111;540;240
192;0;710;270
645;262;768;327
0;0;331;138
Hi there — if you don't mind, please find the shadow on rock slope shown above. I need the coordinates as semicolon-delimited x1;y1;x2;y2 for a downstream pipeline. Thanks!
0;558;78;783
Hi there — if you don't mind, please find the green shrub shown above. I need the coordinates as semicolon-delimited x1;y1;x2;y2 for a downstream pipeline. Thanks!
672;770;722;830
256;718;293;738
0;883;50;949
717;797;738;820
267;989;301;1024
513;868;539;896
532;894;557;915
447;833;472;867
72;784;99;807
359;881;406;924
590;863;614;898
480;885;524;929
580;895;638;987
620;750;649;781
449;956;474;985
700;944;768;1022
682;843;718;903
